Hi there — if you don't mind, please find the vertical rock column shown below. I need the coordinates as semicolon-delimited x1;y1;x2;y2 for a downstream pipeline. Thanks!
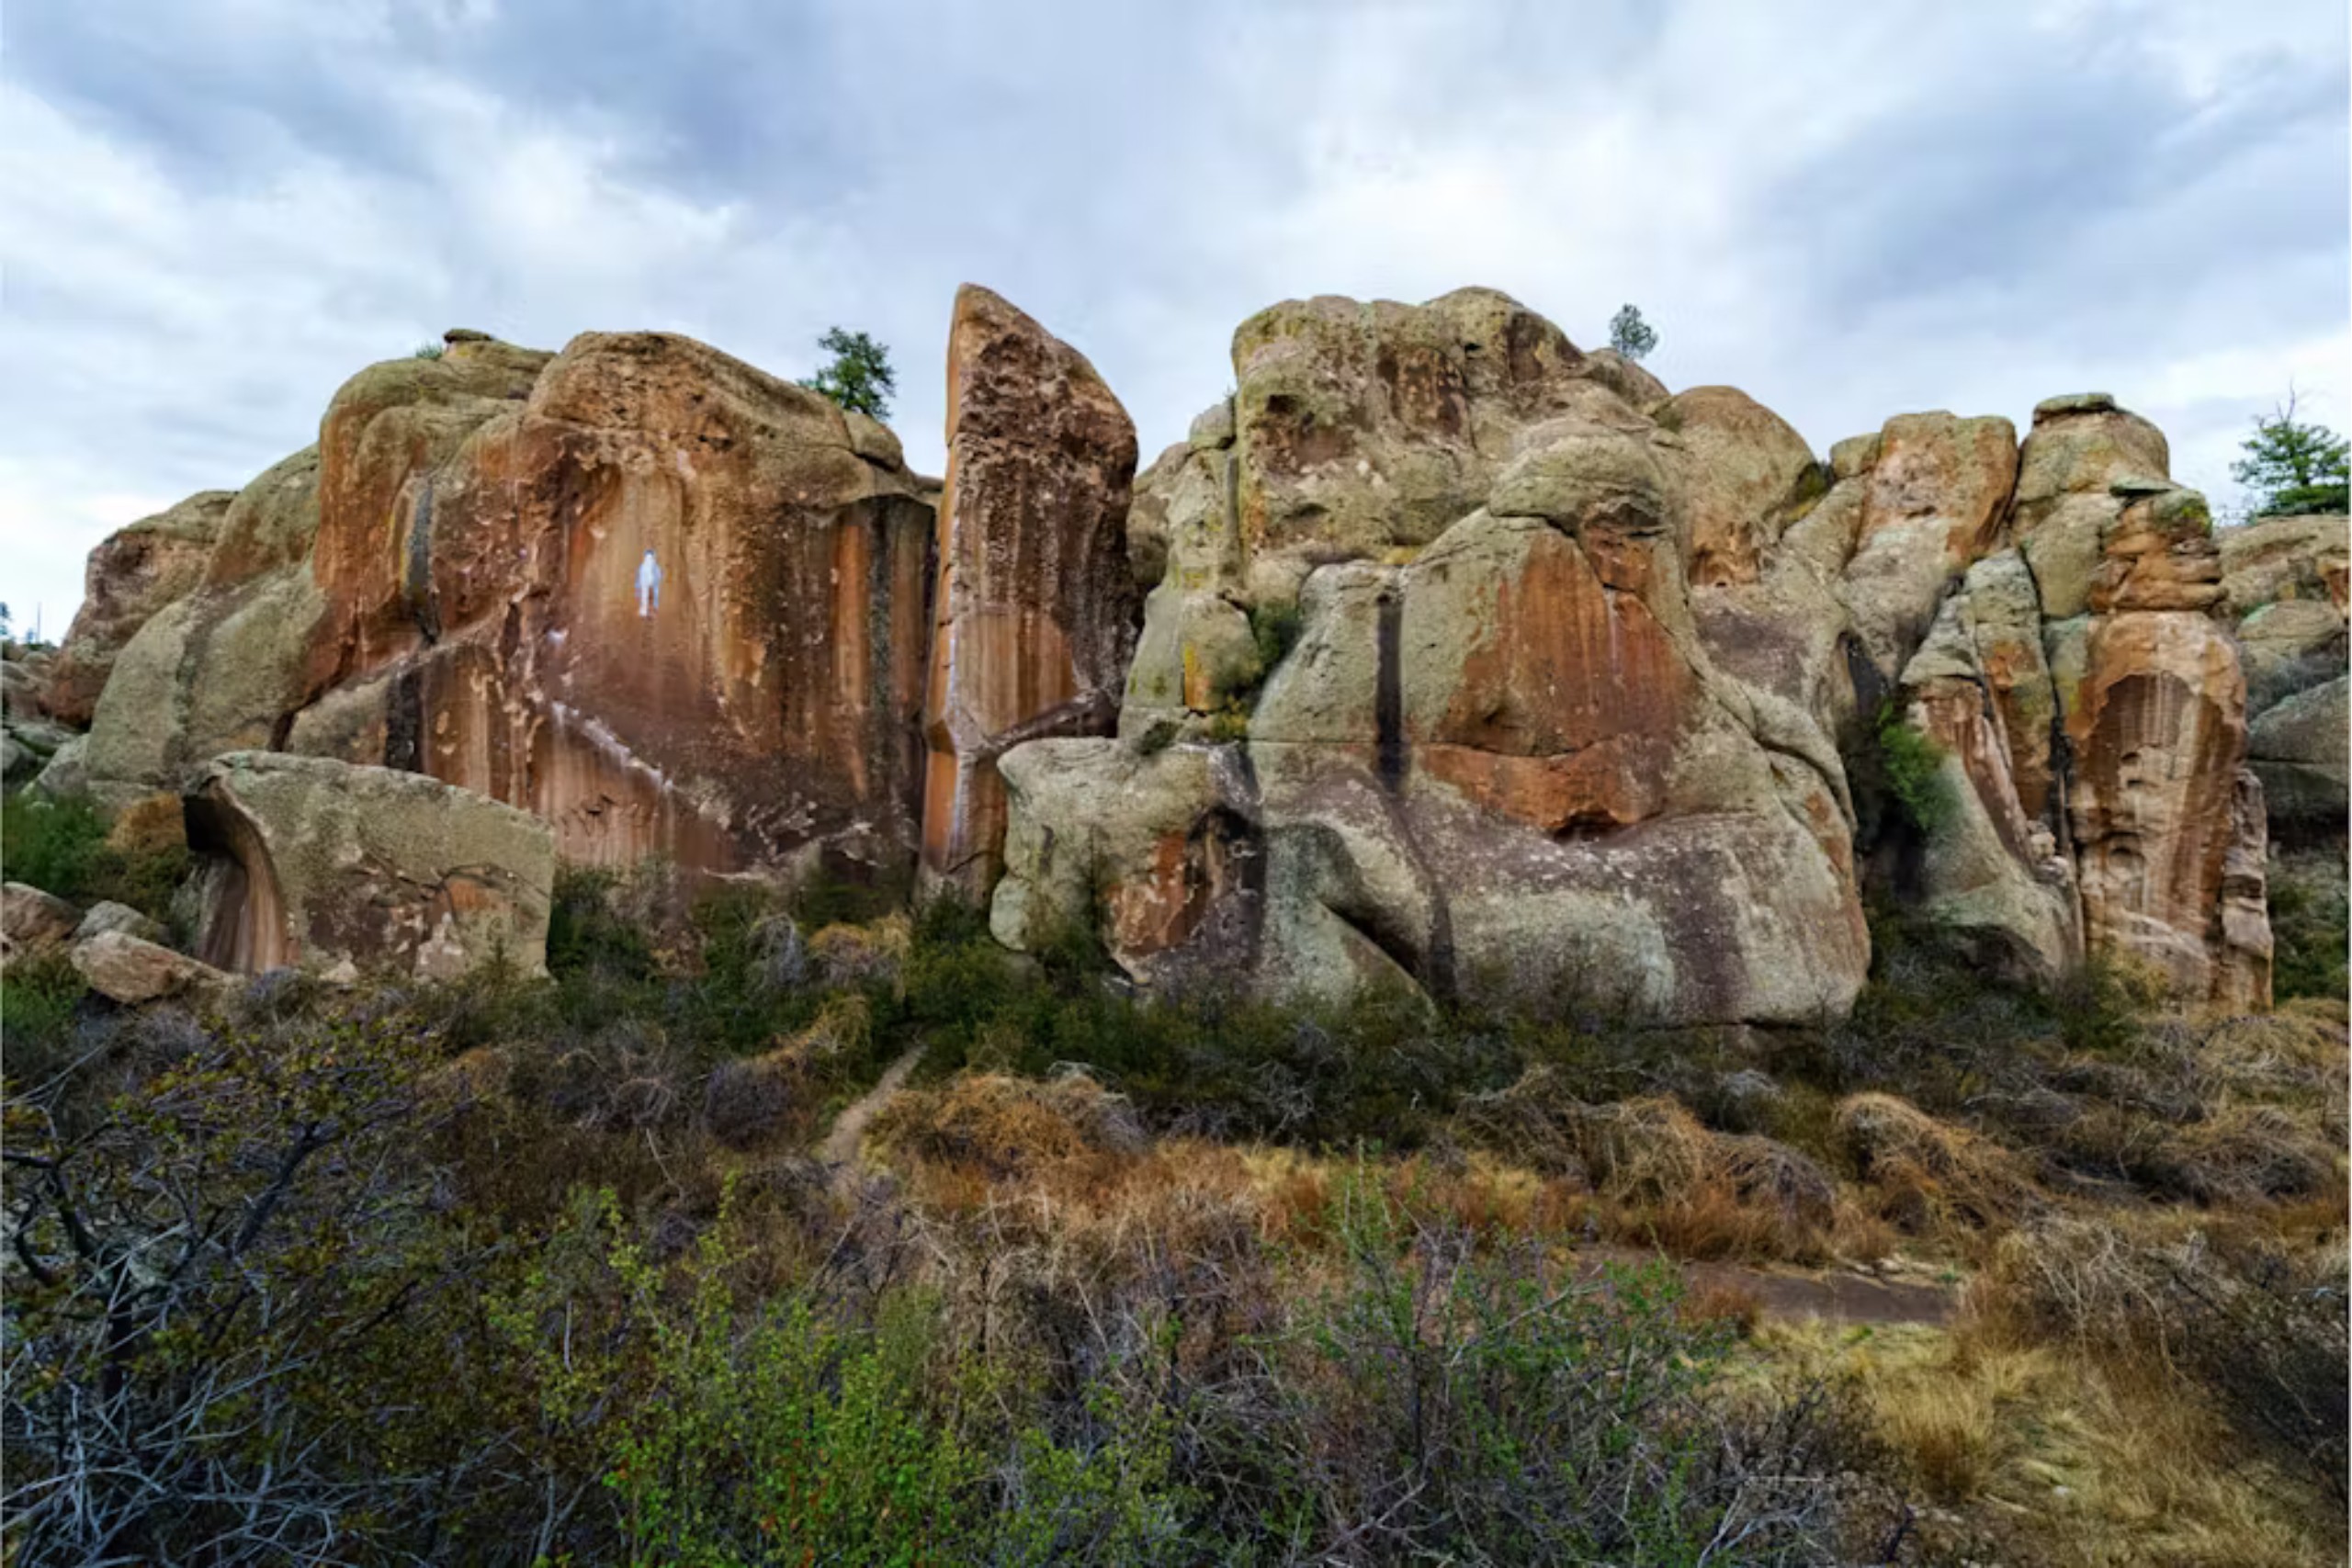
2066;486;2273;1008
920;286;1141;897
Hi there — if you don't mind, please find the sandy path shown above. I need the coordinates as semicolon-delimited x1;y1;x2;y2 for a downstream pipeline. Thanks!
820;1045;923;1190
1574;1245;1956;1326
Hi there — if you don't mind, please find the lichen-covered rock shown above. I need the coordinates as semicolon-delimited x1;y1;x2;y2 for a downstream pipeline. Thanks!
2088;488;2224;614
1227;288;1603;604
991;738;1255;980
81;449;326;810
2237;598;2346;711
1840;412;2019;685
921;286;1140;896
70;930;232;1006
1001;397;1871;1024
29;734;88;799
2219;513;2348;618
2066;613;2266;1003
186;751;553;981
1898;579;2080;982
2248;675;2348;840
3;882;81;966
1653;385;1822;588
74;900;166;945
43;491;233;726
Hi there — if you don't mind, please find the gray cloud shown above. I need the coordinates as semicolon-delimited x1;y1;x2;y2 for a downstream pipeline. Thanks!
3;0;2344;633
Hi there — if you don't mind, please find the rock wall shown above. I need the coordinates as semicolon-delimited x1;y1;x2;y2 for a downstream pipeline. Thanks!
45;291;2291;1017
920;286;1140;896
78;327;945;892
1001;306;2278;1020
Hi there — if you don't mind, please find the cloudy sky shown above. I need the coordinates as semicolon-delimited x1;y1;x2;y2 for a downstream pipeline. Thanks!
3;0;2345;634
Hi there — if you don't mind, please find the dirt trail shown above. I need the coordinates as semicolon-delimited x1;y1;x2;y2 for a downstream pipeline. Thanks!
1575;1246;1956;1326
820;1046;923;1192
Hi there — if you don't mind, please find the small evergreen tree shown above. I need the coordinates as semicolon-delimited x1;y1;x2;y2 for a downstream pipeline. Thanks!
800;327;897;421
1608;303;1658;362
2231;389;2349;517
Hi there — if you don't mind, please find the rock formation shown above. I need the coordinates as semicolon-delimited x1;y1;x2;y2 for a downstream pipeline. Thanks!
1000;291;1873;1024
2216;513;2347;843
42;490;234;726
78;327;942;889
187;751;553;981
1001;308;2277;1018
920;286;1141;896
35;289;2293;1019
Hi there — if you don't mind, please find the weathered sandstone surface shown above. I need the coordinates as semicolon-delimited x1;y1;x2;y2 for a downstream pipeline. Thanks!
1004;311;2278;1017
38;292;2300;1019
187;751;553;981
920;286;1140;896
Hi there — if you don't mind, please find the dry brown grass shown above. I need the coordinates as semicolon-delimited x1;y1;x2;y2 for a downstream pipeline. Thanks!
808;912;911;995
871;1069;1146;1182
1758;1316;2336;1567
1681;1277;1764;1338
1833;1091;2038;1241
1456;1074;1880;1263
105;790;187;857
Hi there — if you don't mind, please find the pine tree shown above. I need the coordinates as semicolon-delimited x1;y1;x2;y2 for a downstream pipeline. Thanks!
2231;389;2349;518
1607;304;1658;363
799;327;897;421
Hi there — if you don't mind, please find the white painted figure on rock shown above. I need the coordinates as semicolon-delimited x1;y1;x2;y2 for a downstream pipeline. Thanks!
635;547;662;617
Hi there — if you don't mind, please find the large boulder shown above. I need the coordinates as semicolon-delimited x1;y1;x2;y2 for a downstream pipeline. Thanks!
3;882;81;967
81;450;327;811
997;389;1872;1025
42;491;233;725
920;286;1141;896
83;330;942;890
70;931;232;1006
185;751;553;981
2248;676;2349;840
2011;393;2172;620
2219;513;2348;619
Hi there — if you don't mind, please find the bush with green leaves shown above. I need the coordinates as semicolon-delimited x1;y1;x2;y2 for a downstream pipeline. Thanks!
2;789;190;919
1872;705;1956;836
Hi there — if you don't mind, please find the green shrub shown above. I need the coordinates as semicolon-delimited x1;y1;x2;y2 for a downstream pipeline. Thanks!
546;863;659;983
1248;598;1303;678
2;790;189;918
2270;852;2349;1004
1873;706;1956;836
1225;1159;1856;1561
0;951;87;1087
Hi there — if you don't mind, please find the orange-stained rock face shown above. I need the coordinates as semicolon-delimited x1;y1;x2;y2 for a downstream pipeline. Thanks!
1654;386;1821;589
1411;517;1692;830
306;340;554;696
2066;612;2257;1000
284;332;938;883
44;491;233;725
434;334;929;878
920;285;1141;896
1860;412;2018;560
2088;489;2225;614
